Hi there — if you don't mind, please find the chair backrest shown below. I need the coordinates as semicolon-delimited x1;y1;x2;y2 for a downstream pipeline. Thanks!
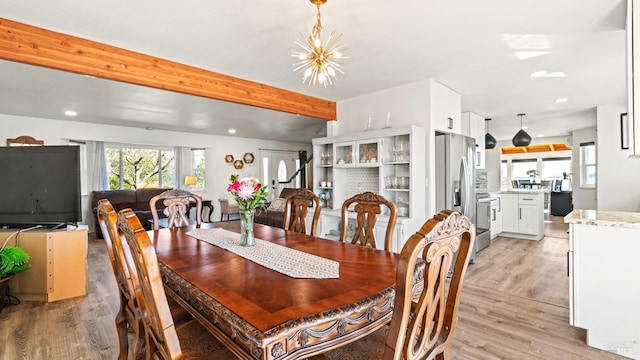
96;199;143;357
283;188;321;236
117;208;183;359
383;209;475;360
149;189;202;230
339;192;398;251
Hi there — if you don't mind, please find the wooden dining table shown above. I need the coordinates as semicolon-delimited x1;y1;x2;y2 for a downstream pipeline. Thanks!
149;221;399;360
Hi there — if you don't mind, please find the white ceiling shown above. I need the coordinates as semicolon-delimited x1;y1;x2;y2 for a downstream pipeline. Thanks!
0;0;629;143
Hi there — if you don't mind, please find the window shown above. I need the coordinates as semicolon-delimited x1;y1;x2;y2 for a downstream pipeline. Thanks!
192;148;206;189
580;142;596;187
500;160;507;188
542;157;571;180
106;146;175;189
511;159;537;180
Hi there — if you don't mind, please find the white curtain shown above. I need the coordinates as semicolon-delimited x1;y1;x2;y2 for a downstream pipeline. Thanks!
91;141;109;191
174;146;192;189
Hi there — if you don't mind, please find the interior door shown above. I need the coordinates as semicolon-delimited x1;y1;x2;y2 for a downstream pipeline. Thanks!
263;150;299;199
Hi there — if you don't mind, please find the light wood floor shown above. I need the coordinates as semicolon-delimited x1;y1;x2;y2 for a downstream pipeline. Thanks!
0;217;627;359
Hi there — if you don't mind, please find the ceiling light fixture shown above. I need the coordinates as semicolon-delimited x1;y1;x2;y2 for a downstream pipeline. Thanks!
530;70;565;78
292;0;347;88
512;113;532;147
555;97;568;103
64;110;77;117
228;128;236;134
485;118;497;149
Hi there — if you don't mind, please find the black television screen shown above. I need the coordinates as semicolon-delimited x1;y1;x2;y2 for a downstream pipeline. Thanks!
0;145;81;227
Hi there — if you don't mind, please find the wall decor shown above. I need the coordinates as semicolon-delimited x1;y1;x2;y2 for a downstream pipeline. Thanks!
225;154;234;163
7;135;44;146
243;152;255;164
233;159;244;169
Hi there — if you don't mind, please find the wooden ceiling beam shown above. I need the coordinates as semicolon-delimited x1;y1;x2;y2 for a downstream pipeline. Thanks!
0;17;337;121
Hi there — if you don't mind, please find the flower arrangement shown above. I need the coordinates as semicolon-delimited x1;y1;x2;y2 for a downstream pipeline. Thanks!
226;174;269;211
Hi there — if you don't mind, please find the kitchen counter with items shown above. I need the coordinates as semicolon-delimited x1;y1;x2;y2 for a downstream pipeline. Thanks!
565;209;640;358
499;189;550;194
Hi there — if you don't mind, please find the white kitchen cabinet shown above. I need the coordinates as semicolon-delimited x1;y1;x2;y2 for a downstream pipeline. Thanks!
312;125;426;252
429;80;461;134
625;0;640;157
490;195;502;239
462;111;486;169
499;192;544;240
566;210;640;358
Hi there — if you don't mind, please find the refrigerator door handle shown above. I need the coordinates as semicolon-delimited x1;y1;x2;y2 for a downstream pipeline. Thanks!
459;158;469;215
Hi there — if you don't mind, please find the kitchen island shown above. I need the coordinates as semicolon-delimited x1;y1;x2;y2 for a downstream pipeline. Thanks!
499;189;546;240
565;210;640;359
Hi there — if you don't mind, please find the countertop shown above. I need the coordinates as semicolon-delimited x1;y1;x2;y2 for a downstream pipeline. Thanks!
564;209;640;229
498;189;549;194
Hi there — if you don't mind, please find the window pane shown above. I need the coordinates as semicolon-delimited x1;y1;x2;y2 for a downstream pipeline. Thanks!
106;148;122;190
580;144;596;187
278;160;287;182
161;150;175;188
542;159;571;180
193;149;206;188
511;160;536;179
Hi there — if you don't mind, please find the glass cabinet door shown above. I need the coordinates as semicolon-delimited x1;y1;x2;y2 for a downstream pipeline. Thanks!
355;139;380;167
333;142;354;167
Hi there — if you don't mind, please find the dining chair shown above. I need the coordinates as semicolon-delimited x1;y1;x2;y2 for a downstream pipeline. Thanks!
283;188;321;236
149;189;202;230
116;208;234;359
96;199;144;360
318;209;476;360
218;198;239;221
340;192;398;251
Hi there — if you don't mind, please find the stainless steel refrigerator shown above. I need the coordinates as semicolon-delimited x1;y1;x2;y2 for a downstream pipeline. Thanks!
435;132;477;263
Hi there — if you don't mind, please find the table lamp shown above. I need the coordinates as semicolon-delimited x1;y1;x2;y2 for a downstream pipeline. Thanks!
184;175;197;189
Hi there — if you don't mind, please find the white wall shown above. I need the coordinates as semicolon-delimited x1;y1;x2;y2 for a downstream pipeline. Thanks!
597;104;640;211
1;114;312;229
571;126;597;210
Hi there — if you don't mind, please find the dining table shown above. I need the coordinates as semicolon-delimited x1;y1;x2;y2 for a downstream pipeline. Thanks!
149;221;399;360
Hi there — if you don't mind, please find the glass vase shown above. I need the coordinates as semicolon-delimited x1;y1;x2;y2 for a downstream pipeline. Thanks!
239;209;255;247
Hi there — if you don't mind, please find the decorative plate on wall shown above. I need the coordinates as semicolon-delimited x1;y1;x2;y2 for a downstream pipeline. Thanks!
233;159;244;169
243;152;255;164
225;154;234;163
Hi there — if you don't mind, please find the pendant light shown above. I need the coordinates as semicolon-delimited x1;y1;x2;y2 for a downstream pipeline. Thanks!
484;118;497;149
512;113;532;147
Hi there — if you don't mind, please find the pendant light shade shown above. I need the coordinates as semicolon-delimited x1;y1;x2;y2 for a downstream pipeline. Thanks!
512;113;532;147
484;118;497;149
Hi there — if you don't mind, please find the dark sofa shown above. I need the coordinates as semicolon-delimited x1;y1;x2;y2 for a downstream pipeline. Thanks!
91;188;171;238
254;187;301;228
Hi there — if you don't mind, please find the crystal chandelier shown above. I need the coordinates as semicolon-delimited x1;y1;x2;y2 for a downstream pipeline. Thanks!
292;0;347;87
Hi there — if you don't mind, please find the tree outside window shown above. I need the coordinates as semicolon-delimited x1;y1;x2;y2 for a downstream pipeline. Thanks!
106;147;175;189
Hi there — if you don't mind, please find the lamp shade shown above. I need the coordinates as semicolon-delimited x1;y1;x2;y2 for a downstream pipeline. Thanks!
512;113;532;147
512;129;532;147
184;175;197;186
485;133;497;149
484;118;496;149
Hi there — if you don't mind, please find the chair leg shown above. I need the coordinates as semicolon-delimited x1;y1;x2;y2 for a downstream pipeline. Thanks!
114;306;128;360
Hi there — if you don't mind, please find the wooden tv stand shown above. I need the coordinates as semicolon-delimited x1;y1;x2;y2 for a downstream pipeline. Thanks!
0;225;87;302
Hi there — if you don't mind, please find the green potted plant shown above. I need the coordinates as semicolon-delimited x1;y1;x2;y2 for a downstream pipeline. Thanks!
526;169;540;182
0;245;31;311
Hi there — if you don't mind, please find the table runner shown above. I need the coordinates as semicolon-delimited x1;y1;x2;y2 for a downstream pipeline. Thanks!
186;228;339;279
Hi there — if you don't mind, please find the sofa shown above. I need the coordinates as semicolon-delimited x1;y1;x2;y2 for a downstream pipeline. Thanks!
91;188;172;238
254;187;302;228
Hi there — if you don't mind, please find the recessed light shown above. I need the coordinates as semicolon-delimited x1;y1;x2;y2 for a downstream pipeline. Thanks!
530;71;565;78
555;97;569;103
228;129;236;134
64;110;78;117
146;127;154;130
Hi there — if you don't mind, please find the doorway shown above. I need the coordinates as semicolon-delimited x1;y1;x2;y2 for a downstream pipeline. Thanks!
260;150;300;201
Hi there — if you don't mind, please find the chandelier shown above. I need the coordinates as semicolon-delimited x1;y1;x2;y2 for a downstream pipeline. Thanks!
292;0;347;87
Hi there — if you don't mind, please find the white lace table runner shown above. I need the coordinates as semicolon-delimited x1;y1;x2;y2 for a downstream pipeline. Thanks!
186;228;339;279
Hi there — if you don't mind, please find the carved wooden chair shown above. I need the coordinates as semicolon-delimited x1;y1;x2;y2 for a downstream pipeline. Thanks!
283;188;322;236
340;192;398;251
149;189;202;230
96;199;144;360
116;208;233;359
318;210;476;360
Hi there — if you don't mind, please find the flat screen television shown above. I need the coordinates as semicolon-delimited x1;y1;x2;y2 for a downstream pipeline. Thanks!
0;145;81;228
